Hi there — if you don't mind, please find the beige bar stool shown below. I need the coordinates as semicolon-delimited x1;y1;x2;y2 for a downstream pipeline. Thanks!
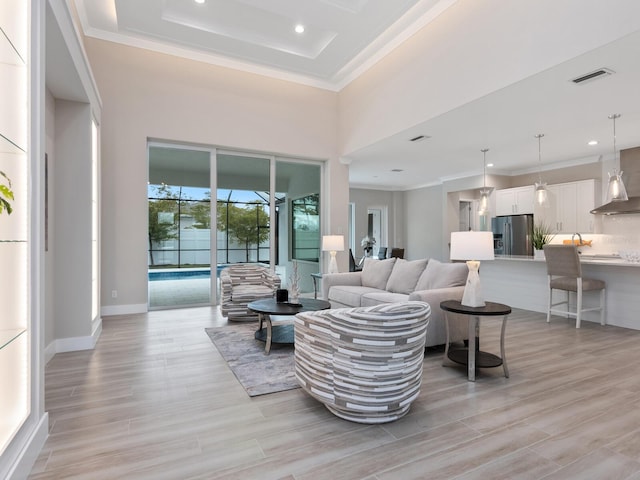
542;244;606;328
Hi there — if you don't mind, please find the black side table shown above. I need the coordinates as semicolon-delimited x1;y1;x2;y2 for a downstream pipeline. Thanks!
440;300;511;382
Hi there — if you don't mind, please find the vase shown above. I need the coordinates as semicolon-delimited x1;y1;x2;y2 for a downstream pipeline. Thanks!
534;249;545;260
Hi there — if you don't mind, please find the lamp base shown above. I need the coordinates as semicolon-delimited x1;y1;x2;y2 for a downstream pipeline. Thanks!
328;251;339;274
461;260;486;307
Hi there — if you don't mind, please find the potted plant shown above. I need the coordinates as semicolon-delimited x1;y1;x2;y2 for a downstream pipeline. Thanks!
532;221;555;259
0;170;14;215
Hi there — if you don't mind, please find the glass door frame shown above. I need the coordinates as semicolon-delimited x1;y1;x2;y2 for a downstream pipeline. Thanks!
149;141;326;308
147;140;216;308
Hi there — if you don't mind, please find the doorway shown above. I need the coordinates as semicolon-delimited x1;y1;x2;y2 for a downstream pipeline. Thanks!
366;206;387;258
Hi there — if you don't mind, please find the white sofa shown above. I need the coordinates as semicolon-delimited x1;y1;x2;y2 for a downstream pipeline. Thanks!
321;257;469;347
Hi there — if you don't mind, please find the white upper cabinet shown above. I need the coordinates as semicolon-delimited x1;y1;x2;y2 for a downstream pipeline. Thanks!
495;185;534;216
536;179;597;233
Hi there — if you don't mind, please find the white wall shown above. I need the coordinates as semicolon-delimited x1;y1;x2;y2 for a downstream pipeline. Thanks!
404;185;444;260
53;100;93;339
44;89;56;349
83;39;348;313
349;188;404;258
337;0;640;157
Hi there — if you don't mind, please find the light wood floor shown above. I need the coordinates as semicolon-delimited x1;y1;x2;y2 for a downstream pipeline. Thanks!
29;306;640;480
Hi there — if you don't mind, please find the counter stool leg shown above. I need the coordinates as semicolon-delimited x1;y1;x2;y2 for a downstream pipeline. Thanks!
500;314;509;378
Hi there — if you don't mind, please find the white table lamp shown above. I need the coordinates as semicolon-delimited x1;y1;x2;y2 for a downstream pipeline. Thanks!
322;235;344;274
450;231;495;307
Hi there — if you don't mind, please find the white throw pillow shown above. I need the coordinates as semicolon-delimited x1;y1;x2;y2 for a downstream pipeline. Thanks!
385;259;429;294
415;259;468;291
361;257;397;290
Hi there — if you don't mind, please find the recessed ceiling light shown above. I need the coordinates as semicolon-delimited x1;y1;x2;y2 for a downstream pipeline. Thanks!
588;140;598;146
486;163;494;167
194;0;205;4
295;24;305;34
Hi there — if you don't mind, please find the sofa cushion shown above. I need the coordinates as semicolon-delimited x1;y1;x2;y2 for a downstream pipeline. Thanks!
361;257;397;290
415;259;468;291
361;291;410;307
328;285;383;307
385;259;429;294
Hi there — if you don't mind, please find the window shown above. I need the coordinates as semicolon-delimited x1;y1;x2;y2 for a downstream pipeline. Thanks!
291;193;319;261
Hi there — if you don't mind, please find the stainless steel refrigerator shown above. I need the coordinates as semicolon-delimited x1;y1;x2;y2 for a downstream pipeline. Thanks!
491;214;534;256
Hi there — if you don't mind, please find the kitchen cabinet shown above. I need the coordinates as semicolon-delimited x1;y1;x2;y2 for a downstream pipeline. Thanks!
495;186;534;216
538;180;596;233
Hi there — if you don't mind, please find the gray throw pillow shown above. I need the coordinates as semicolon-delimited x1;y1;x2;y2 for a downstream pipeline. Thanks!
385;259;429;294
361;257;397;290
415;259;468;291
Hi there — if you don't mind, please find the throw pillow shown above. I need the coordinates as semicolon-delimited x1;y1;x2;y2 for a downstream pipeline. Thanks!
415;259;468;291
385;259;429;294
361;257;397;290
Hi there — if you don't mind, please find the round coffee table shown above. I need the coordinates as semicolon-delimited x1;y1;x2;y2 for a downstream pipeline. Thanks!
248;298;331;354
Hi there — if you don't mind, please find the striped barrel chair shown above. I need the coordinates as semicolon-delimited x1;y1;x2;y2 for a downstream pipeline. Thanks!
220;264;281;321
294;301;430;423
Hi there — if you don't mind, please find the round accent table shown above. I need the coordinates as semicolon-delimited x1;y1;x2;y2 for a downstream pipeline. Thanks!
248;298;331;354
440;300;511;382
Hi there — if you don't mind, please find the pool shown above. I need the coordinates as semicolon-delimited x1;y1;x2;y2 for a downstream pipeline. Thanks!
148;265;226;281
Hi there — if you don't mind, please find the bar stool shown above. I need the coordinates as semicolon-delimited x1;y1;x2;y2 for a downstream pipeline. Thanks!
542;244;606;328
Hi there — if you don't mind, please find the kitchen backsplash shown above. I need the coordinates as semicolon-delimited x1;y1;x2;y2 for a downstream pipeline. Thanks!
548;215;640;255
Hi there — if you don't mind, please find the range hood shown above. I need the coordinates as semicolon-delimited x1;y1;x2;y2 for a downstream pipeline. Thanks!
591;146;640;215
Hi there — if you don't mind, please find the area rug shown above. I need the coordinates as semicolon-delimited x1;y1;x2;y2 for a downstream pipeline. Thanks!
205;322;299;397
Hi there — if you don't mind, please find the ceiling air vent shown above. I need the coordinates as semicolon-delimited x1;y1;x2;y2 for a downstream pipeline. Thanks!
409;135;430;142
571;68;614;85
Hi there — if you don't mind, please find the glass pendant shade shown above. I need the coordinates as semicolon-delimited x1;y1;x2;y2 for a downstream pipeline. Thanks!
535;181;548;206
606;115;629;202
533;134;548;207
606;168;628;202
478;188;493;215
478;149;492;216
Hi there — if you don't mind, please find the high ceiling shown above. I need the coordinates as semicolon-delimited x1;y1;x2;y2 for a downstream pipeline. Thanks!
74;0;449;89
74;0;640;190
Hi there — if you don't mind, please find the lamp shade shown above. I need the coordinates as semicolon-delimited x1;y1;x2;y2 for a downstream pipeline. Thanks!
322;235;344;252
450;231;495;261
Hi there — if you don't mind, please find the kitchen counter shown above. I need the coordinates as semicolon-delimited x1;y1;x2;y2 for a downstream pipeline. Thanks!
495;254;640;267
481;256;640;330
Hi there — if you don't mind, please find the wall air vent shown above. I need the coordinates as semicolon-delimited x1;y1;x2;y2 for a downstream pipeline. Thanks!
571;68;614;85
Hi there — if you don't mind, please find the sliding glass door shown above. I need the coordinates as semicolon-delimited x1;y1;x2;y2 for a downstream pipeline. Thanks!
148;143;323;309
148;145;213;308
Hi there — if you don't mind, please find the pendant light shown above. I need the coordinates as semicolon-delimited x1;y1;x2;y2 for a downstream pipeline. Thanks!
606;113;628;202
478;148;494;216
534;133;548;207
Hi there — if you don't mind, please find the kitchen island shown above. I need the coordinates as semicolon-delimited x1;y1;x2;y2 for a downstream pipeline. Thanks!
480;255;640;330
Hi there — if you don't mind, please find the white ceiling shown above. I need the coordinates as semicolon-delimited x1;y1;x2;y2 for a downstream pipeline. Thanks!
74;0;452;89
73;0;640;191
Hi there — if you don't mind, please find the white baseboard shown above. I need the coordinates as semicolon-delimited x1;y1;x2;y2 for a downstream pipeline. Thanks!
101;303;147;317
44;341;56;365
6;413;49;480
45;319;103;362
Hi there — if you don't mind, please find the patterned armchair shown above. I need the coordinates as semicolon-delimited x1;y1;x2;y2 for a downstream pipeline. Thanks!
294;301;430;423
220;264;281;321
